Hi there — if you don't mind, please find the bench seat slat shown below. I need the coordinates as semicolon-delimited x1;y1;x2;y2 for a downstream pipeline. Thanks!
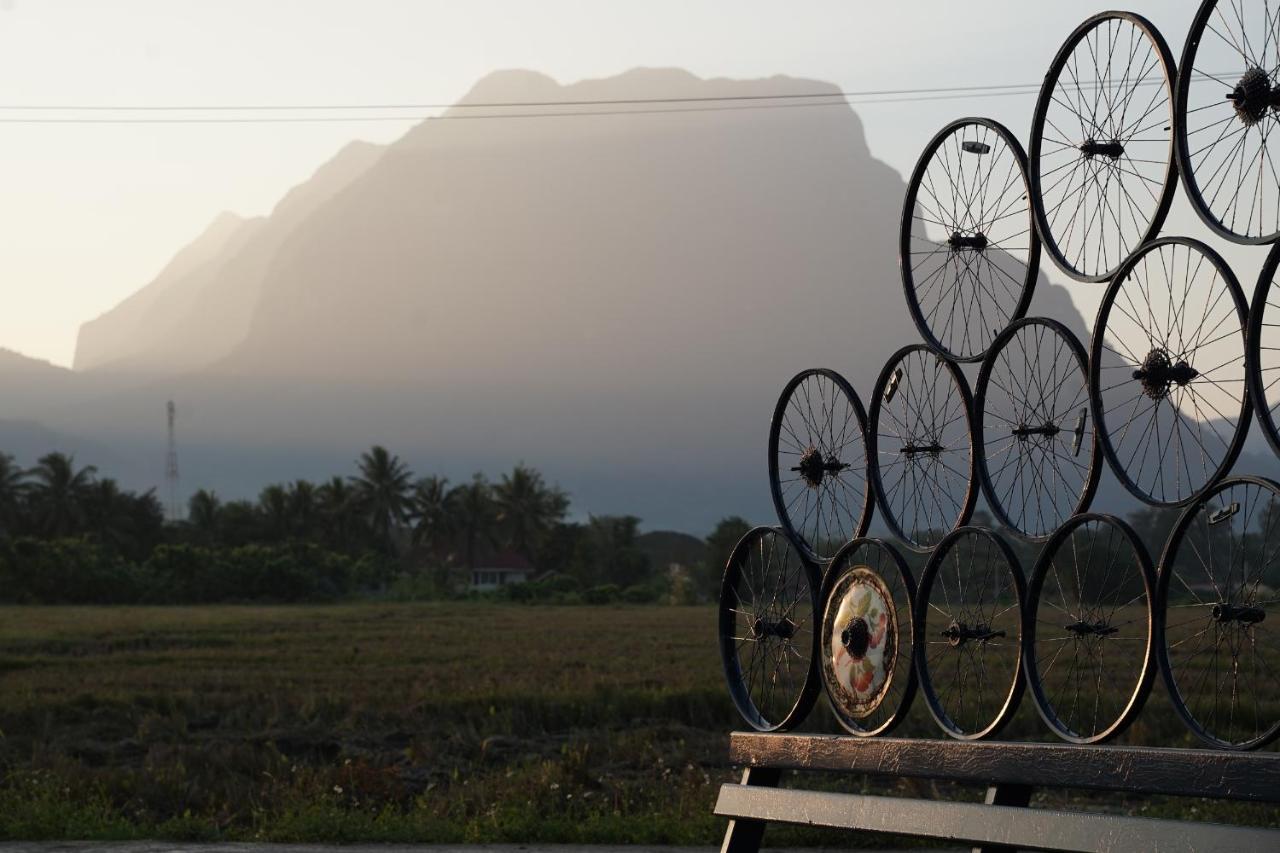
729;733;1280;803
714;785;1279;853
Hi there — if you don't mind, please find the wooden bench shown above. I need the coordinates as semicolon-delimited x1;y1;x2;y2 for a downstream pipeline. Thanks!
715;733;1280;853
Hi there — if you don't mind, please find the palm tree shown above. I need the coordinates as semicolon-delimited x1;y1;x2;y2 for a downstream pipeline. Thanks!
350;445;413;552
83;477;133;548
26;452;96;537
287;480;318;538
258;484;290;541
492;464;568;563
317;476;358;549
187;489;222;542
0;453;27;537
410;475;458;559
451;473;497;570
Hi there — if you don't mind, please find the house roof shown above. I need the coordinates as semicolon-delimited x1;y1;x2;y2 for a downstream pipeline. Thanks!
474;549;534;571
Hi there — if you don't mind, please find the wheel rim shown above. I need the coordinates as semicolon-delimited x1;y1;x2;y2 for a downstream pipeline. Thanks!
1030;12;1177;281
1156;477;1280;750
1176;0;1280;244
915;526;1025;740
1089;237;1250;507
768;369;872;563
820;538;917;736
1247;242;1280;455
1025;514;1155;744
868;345;977;552
900;117;1039;361
975;318;1100;540
718;526;821;732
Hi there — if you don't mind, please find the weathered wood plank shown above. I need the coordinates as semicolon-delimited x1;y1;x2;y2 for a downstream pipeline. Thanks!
718;767;780;853
728;733;1280;802
714;785;1280;853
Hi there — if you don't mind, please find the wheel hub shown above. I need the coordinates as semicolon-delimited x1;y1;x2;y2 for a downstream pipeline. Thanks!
1011;422;1061;442
1065;619;1119;637
840;617;871;658
1132;348;1198;400
752;616;797;640
900;441;945;457
948;231;988;252
791;446;848;487
1211;603;1266;625
941;620;1005;647
1079;138;1124;160
1229;66;1279;126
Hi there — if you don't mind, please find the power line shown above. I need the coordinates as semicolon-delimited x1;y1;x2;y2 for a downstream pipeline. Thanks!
0;72;1213;125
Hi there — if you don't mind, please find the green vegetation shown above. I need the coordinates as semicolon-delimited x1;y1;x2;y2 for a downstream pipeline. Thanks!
0;602;1273;843
0;448;735;606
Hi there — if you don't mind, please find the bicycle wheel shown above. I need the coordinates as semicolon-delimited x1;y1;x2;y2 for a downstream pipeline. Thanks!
1029;11;1178;282
867;344;978;552
915;526;1025;740
768;369;873;563
900;117;1039;361
718;526;821;732
1246;242;1280;456
1025;514;1156;744
1176;0;1280;244
974;317;1100;540
819;537;917;737
1156;476;1280;750
1089;237;1250;507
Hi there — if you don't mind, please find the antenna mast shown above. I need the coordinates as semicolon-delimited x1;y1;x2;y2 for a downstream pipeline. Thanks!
165;400;180;521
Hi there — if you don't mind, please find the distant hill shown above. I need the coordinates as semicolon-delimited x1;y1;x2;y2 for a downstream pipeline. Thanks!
44;68;1102;531
636;529;707;568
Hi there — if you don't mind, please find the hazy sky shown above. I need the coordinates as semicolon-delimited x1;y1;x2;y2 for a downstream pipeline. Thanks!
0;0;1224;367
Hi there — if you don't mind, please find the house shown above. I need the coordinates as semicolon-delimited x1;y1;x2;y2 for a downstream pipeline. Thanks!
469;549;535;590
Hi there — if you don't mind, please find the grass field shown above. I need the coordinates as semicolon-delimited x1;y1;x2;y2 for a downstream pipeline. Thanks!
0;602;1272;843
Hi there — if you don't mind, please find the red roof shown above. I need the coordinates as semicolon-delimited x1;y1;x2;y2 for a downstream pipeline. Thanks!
475;549;534;571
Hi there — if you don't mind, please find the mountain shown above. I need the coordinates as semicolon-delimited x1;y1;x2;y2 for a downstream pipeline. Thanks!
53;67;1101;531
73;141;385;375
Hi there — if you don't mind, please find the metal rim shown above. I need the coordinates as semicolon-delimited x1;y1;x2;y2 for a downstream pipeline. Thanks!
718;526;822;732
1088;235;1251;508
867;344;978;553
767;368;873;563
1175;0;1280;245
974;317;1101;540
1024;513;1156;744
914;525;1026;740
899;116;1040;362
1155;475;1280;750
1246;240;1280;456
819;537;918;737
1029;11;1178;282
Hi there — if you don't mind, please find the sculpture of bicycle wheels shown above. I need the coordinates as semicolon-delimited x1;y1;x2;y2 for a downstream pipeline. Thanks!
1176;0;1280;244
900;117;1039;362
717;526;821;732
868;344;978;552
1088;236;1250;507
819;537;916;737
915;526;1025;740
1024;513;1156;745
974;317;1100;540
1029;11;1178;282
768;369;873;564
1155;476;1280;750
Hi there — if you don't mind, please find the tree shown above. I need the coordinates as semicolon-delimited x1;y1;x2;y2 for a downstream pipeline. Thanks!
287;480;318;538
492;464;569;563
583;514;649;587
187;489;222;542
0;453;26;537
704;516;753;599
451;473;496;569
26;452;96;537
258;484;290;541
350;446;413;553
410;475;457;556
316;476;359;550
